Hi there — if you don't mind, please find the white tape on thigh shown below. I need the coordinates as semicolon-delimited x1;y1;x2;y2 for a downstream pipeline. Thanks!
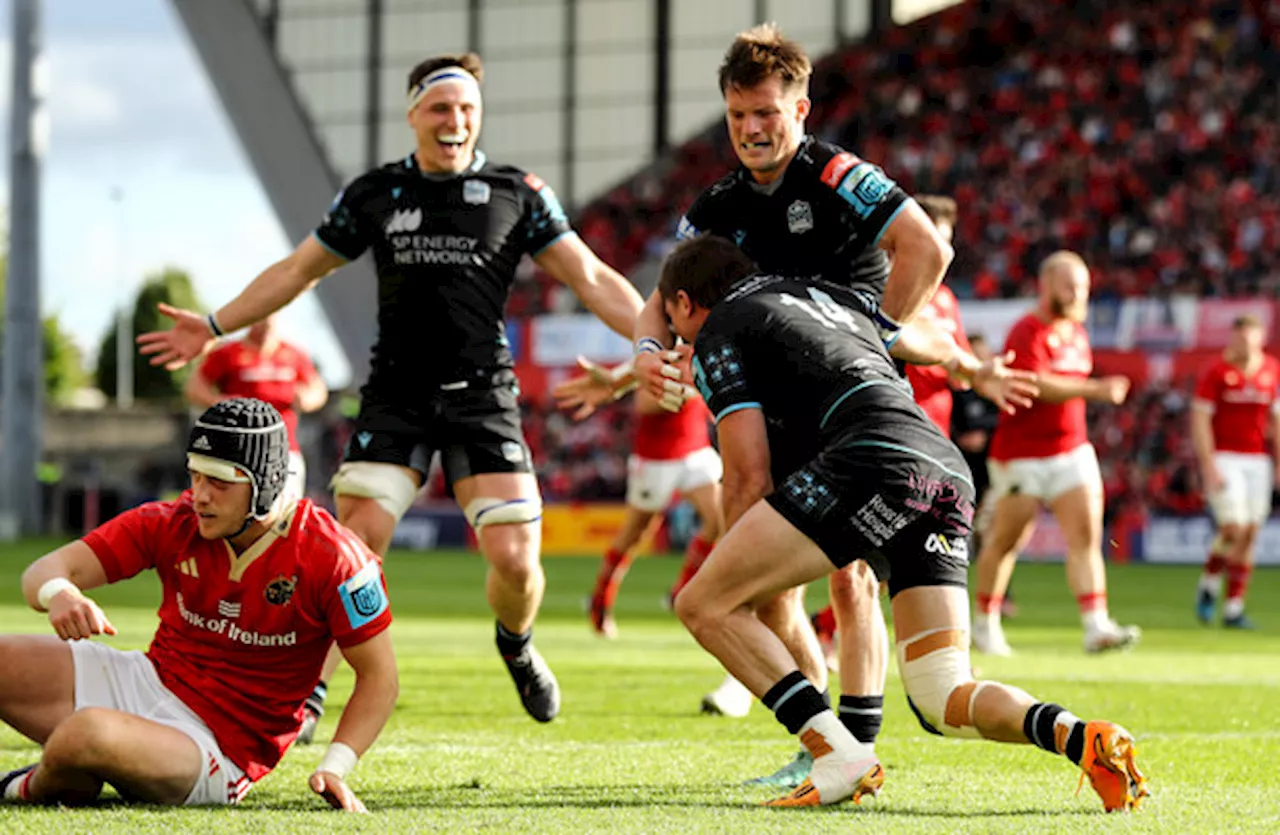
897;627;985;739
329;462;419;521
464;497;543;530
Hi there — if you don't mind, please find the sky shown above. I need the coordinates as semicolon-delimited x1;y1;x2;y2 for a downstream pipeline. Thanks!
0;0;350;387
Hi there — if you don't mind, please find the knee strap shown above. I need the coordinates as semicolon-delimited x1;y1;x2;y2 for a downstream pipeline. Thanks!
464;497;543;530
897;627;988;739
329;462;419;521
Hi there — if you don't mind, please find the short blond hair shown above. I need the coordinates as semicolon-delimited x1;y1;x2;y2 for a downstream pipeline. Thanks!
718;23;812;95
1038;250;1088;279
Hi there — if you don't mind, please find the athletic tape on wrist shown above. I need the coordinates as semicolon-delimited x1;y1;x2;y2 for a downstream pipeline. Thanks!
872;310;901;348
206;313;225;337
316;742;359;779
635;337;664;355
37;577;78;610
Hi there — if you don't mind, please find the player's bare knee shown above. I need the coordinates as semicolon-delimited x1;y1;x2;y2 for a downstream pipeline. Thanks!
44;708;119;768
897;628;986;740
673;580;720;634
486;543;540;592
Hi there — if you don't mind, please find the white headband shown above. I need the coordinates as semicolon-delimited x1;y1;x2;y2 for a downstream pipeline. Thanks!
408;67;481;112
187;453;250;483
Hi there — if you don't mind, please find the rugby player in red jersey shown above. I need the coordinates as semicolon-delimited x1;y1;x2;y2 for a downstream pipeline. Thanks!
587;385;723;640
186;313;328;504
971;252;1140;655
1191;313;1280;628
0;399;395;811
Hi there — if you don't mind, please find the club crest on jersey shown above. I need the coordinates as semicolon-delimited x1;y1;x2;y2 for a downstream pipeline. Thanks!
385;207;422;235
339;562;388;629
265;574;297;606
787;200;814;234
463;179;491;205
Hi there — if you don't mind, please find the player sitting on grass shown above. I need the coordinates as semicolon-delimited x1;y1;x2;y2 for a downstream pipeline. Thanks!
0;399;396;811
660;233;1148;811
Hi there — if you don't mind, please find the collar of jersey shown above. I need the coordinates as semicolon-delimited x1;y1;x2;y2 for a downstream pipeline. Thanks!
403;149;487;180
734;134;813;194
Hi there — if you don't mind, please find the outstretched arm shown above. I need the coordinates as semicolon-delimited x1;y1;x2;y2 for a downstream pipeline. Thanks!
535;234;645;340
138;236;347;371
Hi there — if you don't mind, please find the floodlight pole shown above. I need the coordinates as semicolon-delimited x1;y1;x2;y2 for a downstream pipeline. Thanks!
0;0;45;538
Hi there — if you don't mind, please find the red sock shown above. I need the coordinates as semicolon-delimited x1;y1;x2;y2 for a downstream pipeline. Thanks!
811;605;836;638
593;548;631;610
1226;563;1253;603
976;593;1004;615
1076;592;1107;614
1204;554;1227;576
670;535;714;599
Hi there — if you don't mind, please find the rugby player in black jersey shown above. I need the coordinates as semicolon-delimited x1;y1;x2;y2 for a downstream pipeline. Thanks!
658;234;1147;812
552;23;1033;789
139;53;646;731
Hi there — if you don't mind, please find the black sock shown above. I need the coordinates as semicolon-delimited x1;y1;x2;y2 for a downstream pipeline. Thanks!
305;680;328;716
838;695;884;744
819;688;832;709
1023;702;1085;763
762;671;827;735
495;621;531;657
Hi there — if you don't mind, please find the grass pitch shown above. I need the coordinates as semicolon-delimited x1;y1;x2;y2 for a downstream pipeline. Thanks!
1;539;1278;833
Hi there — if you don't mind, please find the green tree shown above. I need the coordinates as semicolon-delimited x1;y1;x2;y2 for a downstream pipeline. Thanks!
42;314;87;404
96;266;204;402
0;244;88;406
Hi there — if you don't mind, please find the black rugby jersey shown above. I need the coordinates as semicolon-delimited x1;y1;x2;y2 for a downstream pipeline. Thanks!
691;274;948;483
314;151;573;390
676;136;909;308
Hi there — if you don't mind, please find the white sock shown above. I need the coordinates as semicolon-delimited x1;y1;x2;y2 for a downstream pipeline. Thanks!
798;711;877;801
798;711;873;759
1081;608;1110;633
3;771;30;801
1223;597;1245;619
974;611;1001;629
1199;573;1224;595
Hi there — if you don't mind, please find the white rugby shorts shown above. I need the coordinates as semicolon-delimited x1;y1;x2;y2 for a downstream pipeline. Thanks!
1208;451;1274;526
986;443;1102;505
70;641;250;806
626;447;723;513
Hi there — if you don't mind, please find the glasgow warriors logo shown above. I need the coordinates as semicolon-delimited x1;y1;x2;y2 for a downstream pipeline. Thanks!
264;574;297;606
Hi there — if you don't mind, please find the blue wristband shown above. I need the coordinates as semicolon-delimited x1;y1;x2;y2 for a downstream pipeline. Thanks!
872;309;901;348
206;313;225;337
635;337;664;355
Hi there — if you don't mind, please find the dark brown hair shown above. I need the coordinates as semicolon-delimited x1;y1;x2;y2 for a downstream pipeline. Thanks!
718;23;811;95
658;235;758;310
407;53;484;92
916;194;958;226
